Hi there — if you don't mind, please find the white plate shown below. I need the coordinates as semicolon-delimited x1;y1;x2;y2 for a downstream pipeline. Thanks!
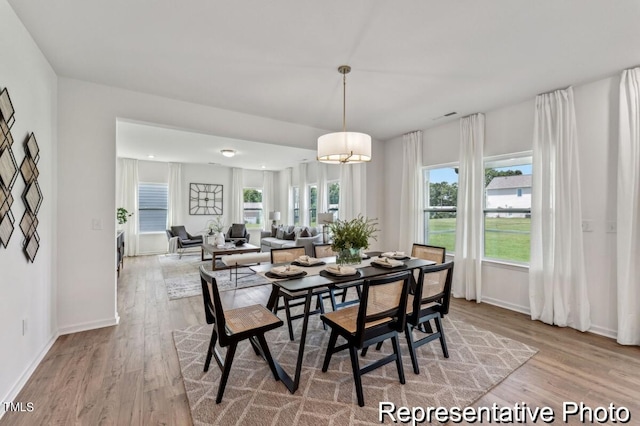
270;265;304;276
325;266;358;276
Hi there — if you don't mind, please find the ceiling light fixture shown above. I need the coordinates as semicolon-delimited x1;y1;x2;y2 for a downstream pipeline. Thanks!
317;65;371;164
220;149;236;158
147;154;155;159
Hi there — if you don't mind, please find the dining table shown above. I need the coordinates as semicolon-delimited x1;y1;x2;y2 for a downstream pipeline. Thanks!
250;251;436;394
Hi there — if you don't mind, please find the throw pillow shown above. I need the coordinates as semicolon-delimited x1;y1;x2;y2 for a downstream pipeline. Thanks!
299;227;311;237
284;230;296;240
231;223;245;238
276;226;285;240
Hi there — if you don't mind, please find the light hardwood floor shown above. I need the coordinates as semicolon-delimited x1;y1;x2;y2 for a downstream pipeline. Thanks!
2;254;639;425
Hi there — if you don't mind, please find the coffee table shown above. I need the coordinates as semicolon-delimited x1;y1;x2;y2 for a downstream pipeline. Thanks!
201;242;261;270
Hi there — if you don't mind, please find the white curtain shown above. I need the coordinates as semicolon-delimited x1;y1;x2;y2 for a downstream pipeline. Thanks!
398;131;424;253
452;114;485;301
230;168;244;224
299;163;309;226
262;171;274;229
167;162;182;227
529;87;590;331
117;158;139;256
617;67;640;345
338;163;367;221
280;168;293;225
317;162;328;214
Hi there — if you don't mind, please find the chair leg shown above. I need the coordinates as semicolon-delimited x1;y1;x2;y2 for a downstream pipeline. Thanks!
329;289;339;311
317;295;327;330
348;345;365;407
404;324;420;374
256;334;279;380
341;288;348;303
284;298;295;341
204;329;218;372
249;336;261;356
390;335;406;385
434;315;449;358
322;329;339;372
216;342;237;404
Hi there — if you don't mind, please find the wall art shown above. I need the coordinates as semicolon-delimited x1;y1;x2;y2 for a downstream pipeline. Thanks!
189;183;223;215
0;88;18;249
20;133;42;262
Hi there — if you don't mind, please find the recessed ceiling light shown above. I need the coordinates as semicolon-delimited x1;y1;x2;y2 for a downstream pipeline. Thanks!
221;149;236;158
261;165;266;169
148;154;155;159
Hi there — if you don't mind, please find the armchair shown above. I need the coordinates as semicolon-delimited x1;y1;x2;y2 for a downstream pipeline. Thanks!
225;223;250;244
166;226;203;258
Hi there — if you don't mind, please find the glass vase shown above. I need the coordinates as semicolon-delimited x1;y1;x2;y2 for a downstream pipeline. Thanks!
336;248;362;266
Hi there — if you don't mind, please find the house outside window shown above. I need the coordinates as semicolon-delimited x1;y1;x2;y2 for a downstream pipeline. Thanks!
328;181;339;220
243;188;263;229
484;154;532;263
138;182;168;233
422;166;458;253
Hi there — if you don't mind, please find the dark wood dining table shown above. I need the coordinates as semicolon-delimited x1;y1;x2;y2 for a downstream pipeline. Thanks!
250;252;436;394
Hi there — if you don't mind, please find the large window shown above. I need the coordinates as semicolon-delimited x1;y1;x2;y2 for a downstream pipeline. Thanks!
484;155;532;263
292;186;300;225
243;188;263;229
328;181;339;219
423;166;458;253
138;183;168;233
309;185;317;226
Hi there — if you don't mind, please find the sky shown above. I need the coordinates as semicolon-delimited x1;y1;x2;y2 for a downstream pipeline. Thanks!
428;165;532;184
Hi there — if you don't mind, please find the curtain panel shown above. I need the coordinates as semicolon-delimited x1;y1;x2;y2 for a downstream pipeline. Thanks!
398;131;424;253
167;162;182;227
117;158;139;256
230;168;244;224
317;162;328;215
338;163;367;221
452;113;485;302
617;67;640;345
529;87;590;332
299;163;309;226
262;171;274;230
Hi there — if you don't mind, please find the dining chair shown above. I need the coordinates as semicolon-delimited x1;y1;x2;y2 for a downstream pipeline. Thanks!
199;266;283;403
404;261;454;374
313;243;360;311
270;246;328;340
411;243;446;263
320;271;411;407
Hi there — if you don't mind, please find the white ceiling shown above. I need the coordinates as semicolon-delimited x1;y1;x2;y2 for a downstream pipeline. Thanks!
8;0;640;143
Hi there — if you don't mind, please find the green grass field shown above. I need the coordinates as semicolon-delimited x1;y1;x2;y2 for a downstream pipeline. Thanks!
427;217;530;263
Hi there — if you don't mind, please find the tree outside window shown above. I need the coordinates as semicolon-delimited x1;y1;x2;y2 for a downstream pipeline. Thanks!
243;188;263;229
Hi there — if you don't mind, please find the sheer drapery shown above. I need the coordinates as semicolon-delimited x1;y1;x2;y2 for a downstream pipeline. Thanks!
529;87;590;331
452;114;484;301
299;163;309;226
617;67;640;345
117;158;139;256
279;168;293;224
398;131;424;253
317;162;328;214
338;163;367;221
167;162;182;227
262;171;274;230
230;168;244;224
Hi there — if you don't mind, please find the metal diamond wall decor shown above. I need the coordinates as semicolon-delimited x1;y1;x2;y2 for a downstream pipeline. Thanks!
20;133;42;262
0;88;17;249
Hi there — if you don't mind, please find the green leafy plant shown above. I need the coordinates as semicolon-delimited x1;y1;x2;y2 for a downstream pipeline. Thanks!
206;216;225;234
117;207;133;225
329;215;379;252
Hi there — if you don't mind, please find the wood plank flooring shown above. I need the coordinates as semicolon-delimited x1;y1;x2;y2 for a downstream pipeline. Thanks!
2;254;639;425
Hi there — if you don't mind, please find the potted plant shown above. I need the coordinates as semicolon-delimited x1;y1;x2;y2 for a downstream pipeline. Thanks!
329;215;379;265
117;207;133;225
206;216;226;247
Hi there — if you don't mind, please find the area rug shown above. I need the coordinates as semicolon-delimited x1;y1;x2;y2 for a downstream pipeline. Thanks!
173;314;538;425
159;254;270;300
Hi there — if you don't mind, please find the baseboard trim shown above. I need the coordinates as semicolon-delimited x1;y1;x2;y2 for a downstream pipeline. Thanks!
57;316;119;336
588;324;617;340
1;332;59;419
480;296;531;316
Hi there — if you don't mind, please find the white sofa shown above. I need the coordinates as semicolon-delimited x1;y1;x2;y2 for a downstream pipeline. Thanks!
260;225;323;256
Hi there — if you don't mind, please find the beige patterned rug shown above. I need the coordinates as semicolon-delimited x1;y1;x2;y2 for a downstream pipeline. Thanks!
159;254;270;300
173;314;537;425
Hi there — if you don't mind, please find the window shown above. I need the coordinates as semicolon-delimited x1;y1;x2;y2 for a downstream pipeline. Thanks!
138;183;168;233
423;166;458;253
328;181;339;219
309;185;317;226
292;186;300;225
484;155;532;263
243;188;263;229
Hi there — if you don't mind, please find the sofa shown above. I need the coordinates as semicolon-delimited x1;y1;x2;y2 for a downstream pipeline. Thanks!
260;225;323;256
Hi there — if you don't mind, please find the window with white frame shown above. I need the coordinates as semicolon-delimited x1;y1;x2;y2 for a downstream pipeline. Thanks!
309;185;317;226
243;188;263;229
483;154;532;263
292;186;300;225
422;166;458;253
328;181;339;220
138;182;168;233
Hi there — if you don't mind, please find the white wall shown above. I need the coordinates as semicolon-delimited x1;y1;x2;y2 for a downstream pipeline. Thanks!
0;0;58;412
382;75;621;337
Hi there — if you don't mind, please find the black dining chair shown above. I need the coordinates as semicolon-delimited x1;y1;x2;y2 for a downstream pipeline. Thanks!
199;266;283;403
270;247;329;341
320;271;411;407
313;243;361;311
